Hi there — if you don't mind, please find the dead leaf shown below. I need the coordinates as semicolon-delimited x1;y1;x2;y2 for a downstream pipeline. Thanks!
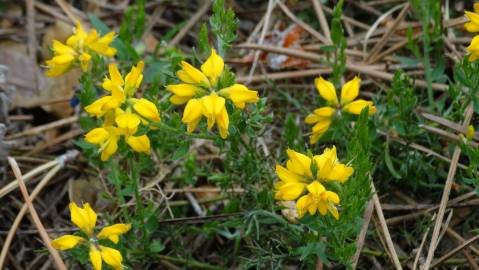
41;20;73;60
144;33;159;53
0;41;48;108
68;177;110;210
278;200;299;223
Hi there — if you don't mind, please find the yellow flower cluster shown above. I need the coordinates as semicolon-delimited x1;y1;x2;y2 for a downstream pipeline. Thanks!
305;76;376;144
45;22;116;77
84;61;160;161
51;203;131;270
167;49;259;138
465;4;479;61
275;146;353;219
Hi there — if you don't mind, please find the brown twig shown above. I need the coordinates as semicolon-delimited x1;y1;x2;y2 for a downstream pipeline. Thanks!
311;0;331;42
352;199;374;269
5;116;78;140
7;157;67;270
430;235;479;268
165;0;212;49
277;1;329;44
371;182;403;269
0;165;62;269
422;104;474;269
366;3;410;64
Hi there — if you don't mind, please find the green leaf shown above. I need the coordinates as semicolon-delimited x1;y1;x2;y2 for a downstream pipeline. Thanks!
148;240;165;253
296;242;329;263
385;141;402;179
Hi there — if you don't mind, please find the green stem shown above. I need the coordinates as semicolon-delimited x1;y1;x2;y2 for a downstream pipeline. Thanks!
129;157;148;252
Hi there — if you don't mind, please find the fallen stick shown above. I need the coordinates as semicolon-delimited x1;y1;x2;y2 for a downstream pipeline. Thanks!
7;157;67;270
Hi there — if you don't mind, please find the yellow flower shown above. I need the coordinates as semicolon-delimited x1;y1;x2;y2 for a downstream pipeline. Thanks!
167;48;259;138
218;84;259;109
467;35;479;61
85;62;160;133
51;202;130;270
45;22;116;77
467;125;475;141
201;93;229;139
84;109;153;160
296;181;340;219
465;4;479;32
306;76;376;144
274;147;353;202
85;126;121;161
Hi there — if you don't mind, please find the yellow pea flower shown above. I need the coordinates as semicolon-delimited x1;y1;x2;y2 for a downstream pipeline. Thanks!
102;61;144;102
46;22;116;77
131;98;161;123
51;202;130;270
182;98;204;133
296;181;341;219
467;35;479;61
126;135;151;154
218;84;259;109
274;147;353;202
85;126;121;161
306;76;376;144
167;48;259;138
85;62;160;129
85;108;153;160
465;4;479;32
467;125;475;141
201;93;229;139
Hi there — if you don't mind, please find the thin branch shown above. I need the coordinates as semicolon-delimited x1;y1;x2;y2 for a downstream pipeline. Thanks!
7;157;67;270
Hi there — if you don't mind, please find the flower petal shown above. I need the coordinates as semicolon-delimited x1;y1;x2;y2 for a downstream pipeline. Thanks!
115;112;141;133
201;48;224;86
177;61;210;87
286;149;312;177
97;224;131;244
108;64;124;86
313;107;336;117
51;235;84;250
275;165;304;183
328;164;354;183
306;181;326;198
182;98;203;131
166;84;200;97
126;135;151;154
100;246;123;270
275;181;307;201
218;84;259;109
89;245;102;270
296;194;313;218
342;99;376;115
314;77;338;105
85;128;109;145
341;76;361;104
201;93;226;129
69;202;97;236
465;11;479;33
132;98;161;122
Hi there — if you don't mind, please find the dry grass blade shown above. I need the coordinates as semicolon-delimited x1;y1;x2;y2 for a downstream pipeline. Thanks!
430;235;479;268
422;104;474;269
371;181;403;270
5;116;78;140
366;3;410;64
352;199;374;269
7;157;67;270
311;0;331;41
166;0;212;48
0;165;62;269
